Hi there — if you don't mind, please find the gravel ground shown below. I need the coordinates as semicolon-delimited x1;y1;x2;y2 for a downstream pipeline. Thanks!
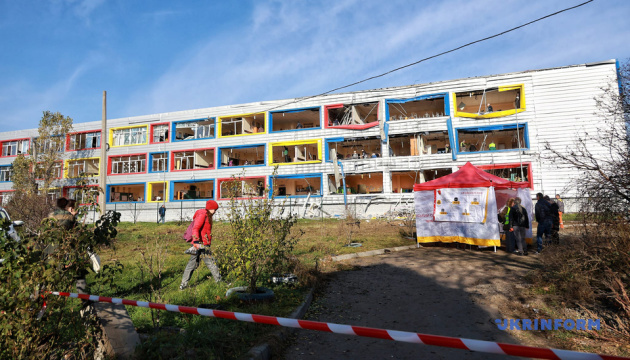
282;246;541;359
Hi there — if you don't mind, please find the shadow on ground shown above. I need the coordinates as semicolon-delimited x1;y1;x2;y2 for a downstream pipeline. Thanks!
282;246;538;359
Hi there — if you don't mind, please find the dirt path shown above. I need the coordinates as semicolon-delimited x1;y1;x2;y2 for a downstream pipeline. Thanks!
283;246;541;359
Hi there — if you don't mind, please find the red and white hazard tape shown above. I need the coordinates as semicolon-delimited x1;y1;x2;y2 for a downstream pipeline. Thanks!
49;291;628;360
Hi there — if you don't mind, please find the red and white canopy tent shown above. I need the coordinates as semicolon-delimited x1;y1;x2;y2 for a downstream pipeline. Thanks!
413;162;532;247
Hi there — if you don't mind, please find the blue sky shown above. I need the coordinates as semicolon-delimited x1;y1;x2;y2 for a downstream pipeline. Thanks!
1;0;629;131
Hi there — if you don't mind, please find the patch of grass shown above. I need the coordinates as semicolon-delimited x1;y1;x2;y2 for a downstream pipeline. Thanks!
90;218;413;358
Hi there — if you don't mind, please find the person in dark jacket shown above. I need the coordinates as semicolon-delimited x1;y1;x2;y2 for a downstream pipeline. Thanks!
504;198;517;253
534;193;552;253
158;205;166;224
512;197;530;255
48;197;76;230
547;196;560;244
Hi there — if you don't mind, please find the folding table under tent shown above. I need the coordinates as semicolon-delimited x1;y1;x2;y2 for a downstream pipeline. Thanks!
413;162;532;249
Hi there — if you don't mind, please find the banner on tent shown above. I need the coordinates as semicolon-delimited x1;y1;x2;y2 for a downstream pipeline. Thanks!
434;187;489;223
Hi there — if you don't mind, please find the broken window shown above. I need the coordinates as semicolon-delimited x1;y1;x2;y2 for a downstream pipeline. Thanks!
68;131;100;151
147;182;168;202
34;136;64;153
65;186;99;205
151;123;170;143
173;180;214;200
173;119;214;141
111;126;148;146
325;102;379;128
219;145;265;167
172;148;214;171
0;191;13;205
389;132;451;157
272;175;322;197
1;139;29;157
0;166;12;182
391;171;422;193
327;136;382;160
270;107;320;132
422;168;453;182
150;152;168;172
66;158;100;178
477;163;531;187
327;172;383;195
108;184;146;202
454;84;524;119
457;124;527;153
219;113;265;137
387;94;447;121
218;177;265;199
39;188;61;204
270;140;321;165
109;154;146;175
36;162;63;179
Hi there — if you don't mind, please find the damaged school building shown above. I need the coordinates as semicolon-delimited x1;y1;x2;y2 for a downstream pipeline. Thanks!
0;60;620;221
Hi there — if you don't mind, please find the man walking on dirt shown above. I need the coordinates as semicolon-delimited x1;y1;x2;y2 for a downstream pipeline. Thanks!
179;200;222;290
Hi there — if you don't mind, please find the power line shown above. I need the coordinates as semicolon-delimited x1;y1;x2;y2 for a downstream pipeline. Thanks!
263;0;594;112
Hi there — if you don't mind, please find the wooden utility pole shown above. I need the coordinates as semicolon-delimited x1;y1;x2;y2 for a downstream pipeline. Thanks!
99;91;107;216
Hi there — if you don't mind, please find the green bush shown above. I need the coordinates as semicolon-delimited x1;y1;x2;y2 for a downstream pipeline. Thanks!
0;210;120;358
215;172;301;294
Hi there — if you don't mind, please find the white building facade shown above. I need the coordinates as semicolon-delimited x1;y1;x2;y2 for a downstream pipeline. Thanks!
0;60;620;221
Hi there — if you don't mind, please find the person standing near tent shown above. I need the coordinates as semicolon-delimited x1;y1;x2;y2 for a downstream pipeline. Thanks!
555;194;565;229
546;195;560;245
179;199;222;290
512;197;529;255
535;193;552;254
503;198;517;253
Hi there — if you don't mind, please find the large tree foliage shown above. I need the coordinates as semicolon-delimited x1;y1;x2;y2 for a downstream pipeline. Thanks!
7;111;74;233
11;111;73;195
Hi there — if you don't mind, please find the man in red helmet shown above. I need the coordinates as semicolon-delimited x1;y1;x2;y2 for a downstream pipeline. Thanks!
179;199;222;290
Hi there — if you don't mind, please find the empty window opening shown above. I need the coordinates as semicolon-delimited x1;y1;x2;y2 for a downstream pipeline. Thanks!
40;188;61;204
110;155;146;175
66;158;99;178
0;166;13;182
272;143;320;164
271;108;320;131
112;126;147;146
150;152;168;172
173;149;214;170
388;98;445;120
221;145;265;167
108;184;145;202
327;172;383;195
151;124;170;143
68;131;100;150
35;136;64;153
273;176;321;197
390;132;451;157
1;139;29;157
173;180;214;200
455;85;523;118
327;102;378;127
329;137;381;160
219;178;265;199
457;125;526;153
391;171;422;193
174;119;214;141
148;182;167;202
220;113;264;136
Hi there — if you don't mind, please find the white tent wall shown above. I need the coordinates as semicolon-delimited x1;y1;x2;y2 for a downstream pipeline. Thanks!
414;187;500;246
